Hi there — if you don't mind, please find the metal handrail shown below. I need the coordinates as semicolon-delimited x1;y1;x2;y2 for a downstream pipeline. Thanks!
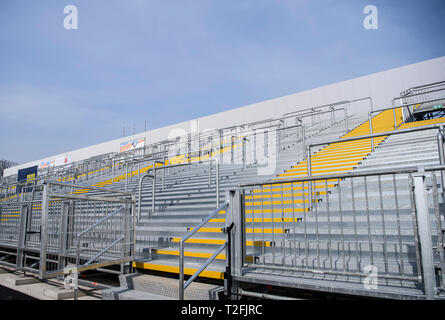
3;101;351;182
76;206;125;241
304;123;444;207
395;87;445;102
43;179;133;196
240;163;445;188
394;87;445;121
309;121;445;149
179;201;229;300
282;97;373;119
401;81;445;96
136;158;222;220
3;102;352;184
237;122;445;189
138;171;155;220
281;106;347;123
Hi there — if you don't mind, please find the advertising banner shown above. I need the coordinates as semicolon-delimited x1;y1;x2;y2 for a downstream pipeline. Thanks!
120;137;145;153
39;156;69;169
17;165;38;194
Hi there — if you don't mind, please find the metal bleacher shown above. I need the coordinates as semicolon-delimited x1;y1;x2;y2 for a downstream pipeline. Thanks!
1;82;445;300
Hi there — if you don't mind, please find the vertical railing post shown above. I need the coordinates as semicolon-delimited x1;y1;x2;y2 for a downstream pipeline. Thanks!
216;161;220;207
226;189;244;299
393;107;397;129
253;130;257;164
412;171;436;300
219;130;223;164
121;203;130;275
437;126;445;200
125;163;128;192
39;183;49;279
112;159;115;183
231;136;234;164
242;137;246;169
208;161;212;187
131;195;136;273
306;145;312;211
57;201;70;273
179;230;186;300
162;157;166;190
151;169;156;217
16;203;28;270
368;112;374;151
302;125;306;160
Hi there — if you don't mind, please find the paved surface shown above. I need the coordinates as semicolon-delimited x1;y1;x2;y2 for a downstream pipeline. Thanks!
0;267;102;300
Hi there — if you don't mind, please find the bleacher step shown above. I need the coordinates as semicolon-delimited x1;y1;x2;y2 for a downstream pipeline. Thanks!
102;273;222;300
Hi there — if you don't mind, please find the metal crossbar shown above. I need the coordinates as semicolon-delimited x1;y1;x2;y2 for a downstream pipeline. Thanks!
179;201;229;300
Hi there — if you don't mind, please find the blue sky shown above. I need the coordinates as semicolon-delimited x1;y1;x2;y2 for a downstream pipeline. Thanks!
1;0;444;164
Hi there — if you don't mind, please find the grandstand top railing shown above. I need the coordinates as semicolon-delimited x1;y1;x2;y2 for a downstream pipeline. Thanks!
400;80;445;97
2;101;355;183
5;87;439;186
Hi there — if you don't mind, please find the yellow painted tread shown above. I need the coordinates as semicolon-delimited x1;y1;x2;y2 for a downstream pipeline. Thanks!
132;261;224;279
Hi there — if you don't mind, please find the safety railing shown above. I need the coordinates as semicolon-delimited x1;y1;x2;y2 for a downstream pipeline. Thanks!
305;122;445;207
401;81;445;97
0;179;136;292
395;84;445;122
2;101;365;185
39;180;135;279
137;159;221;221
227;164;445;299
179;201;230;300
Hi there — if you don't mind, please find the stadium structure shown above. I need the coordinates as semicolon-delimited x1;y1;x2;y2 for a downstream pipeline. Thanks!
1;56;445;300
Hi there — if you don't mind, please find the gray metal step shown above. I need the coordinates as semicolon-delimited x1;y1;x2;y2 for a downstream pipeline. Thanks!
101;273;222;300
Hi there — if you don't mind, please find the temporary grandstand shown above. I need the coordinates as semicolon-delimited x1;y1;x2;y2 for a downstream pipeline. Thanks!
2;58;445;300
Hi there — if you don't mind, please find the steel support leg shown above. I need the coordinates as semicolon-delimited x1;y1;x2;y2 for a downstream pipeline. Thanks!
412;172;436;299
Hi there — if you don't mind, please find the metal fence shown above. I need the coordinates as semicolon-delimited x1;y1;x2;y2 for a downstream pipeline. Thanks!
226;166;445;299
0;180;136;283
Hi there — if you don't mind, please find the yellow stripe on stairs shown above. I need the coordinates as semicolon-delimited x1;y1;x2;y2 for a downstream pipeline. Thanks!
170;237;274;247
132;261;224;280
276;108;403;179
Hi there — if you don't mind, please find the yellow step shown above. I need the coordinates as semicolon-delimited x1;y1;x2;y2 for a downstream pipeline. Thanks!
245;200;310;206
278;167;354;177
251;184;335;193
171;238;274;247
245;191;327;199
245;217;302;223
156;249;226;260
132;261;224;280
192;227;287;234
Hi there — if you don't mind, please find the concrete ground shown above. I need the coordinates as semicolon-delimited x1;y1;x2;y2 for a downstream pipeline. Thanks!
0;266;102;300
